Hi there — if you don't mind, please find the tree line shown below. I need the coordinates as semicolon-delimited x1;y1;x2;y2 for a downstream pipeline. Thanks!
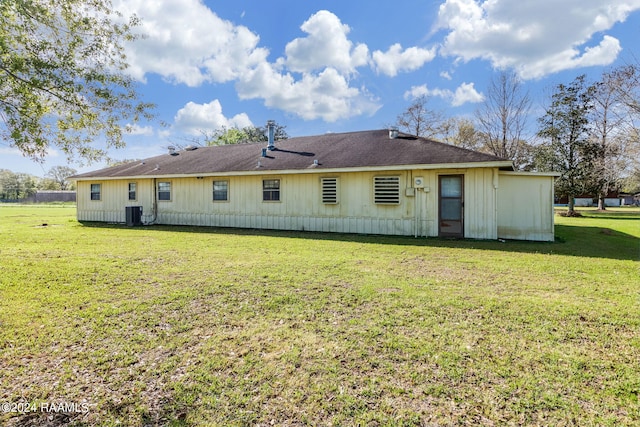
2;1;638;213
0;166;77;200
395;68;640;214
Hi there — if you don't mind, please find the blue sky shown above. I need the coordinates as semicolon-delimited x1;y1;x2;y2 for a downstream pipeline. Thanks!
3;0;640;176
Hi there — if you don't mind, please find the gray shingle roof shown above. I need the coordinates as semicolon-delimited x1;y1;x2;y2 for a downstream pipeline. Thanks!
72;129;512;179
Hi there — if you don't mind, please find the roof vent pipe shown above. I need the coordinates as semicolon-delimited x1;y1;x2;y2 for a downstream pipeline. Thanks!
168;145;176;155
389;127;399;139
261;148;267;157
267;120;275;150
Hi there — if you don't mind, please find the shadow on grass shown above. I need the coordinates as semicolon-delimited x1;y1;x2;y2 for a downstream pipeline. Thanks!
78;221;639;261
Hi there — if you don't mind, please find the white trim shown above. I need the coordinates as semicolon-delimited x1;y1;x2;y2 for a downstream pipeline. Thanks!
499;171;560;177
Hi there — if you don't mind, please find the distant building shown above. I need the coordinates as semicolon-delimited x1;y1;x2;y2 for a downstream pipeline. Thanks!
557;192;625;207
71;128;558;241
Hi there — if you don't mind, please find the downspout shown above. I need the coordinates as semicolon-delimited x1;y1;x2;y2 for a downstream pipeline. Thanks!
416;171;420;239
414;193;419;238
144;178;158;225
493;169;499;239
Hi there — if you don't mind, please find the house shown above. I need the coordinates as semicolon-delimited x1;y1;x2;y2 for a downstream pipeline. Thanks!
71;126;558;241
620;193;640;206
559;192;625;207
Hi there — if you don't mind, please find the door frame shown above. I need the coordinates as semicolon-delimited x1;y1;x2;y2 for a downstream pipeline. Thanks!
438;174;464;238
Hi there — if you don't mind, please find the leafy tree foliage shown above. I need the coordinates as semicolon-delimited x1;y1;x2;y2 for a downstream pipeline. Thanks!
0;168;78;199
536;75;598;214
0;0;153;163
0;169;37;199
46;165;77;190
203;123;288;146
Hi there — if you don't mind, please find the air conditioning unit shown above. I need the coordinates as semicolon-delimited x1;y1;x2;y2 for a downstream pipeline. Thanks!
414;177;425;188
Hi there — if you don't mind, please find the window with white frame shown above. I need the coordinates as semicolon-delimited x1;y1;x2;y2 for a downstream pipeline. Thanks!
262;179;280;201
213;180;228;201
373;176;400;204
321;177;338;204
158;181;171;201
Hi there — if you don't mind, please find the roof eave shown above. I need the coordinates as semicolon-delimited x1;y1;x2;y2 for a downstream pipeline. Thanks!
72;160;514;181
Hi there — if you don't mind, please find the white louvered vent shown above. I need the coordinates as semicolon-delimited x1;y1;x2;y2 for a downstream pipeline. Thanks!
321;177;338;204
374;176;400;204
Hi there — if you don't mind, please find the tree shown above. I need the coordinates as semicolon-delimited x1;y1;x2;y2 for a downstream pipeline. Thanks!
46;165;77;190
439;117;485;151
537;75;598;215
589;67;640;210
0;0;153;163
612;64;640;115
205;127;252;146
38;177;61;191
475;72;532;168
0;170;37;200
395;95;447;139
203;123;288;146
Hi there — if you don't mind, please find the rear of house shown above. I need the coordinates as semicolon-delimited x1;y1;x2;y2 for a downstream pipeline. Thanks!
73;129;557;241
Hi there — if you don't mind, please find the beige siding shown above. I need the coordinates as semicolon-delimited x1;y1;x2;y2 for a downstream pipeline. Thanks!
463;168;498;240
497;172;555;241
76;167;506;239
152;173;415;235
409;168;498;239
76;179;154;223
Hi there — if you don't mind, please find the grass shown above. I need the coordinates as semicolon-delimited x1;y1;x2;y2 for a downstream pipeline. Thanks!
0;204;638;426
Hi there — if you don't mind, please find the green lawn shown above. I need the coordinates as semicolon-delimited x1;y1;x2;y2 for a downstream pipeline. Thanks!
0;204;638;426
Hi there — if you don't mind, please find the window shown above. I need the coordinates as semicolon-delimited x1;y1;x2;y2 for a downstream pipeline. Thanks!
158;182;171;201
90;183;101;201
321;178;338;204
213;180;228;201
373;176;400;204
128;182;137;201
263;179;280;201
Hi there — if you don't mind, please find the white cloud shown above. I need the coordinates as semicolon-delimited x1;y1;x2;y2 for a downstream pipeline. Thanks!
517;35;622;79
0;146;21;156
116;0;268;86
404;82;484;106
404;85;429;100
114;3;429;123
173;100;253;135
283;10;369;74
451;82;484;106
125;124;154;136
436;0;640;79
372;43;436;77
404;84;448;100
237;64;380;122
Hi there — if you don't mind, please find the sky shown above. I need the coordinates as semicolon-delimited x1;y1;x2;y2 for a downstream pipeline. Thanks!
3;0;640;177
